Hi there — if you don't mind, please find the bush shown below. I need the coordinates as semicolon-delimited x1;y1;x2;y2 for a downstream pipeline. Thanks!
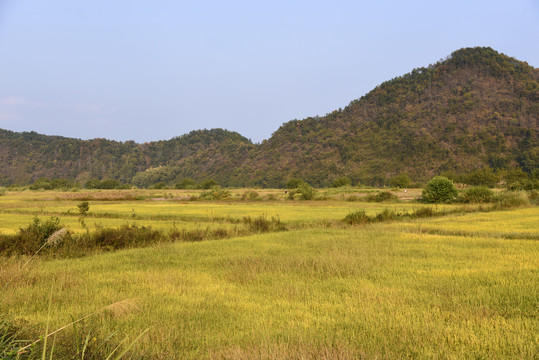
241;190;260;201
89;224;162;250
242;215;286;232
422;176;458;203
366;191;399;202
297;182;316;200
344;211;370;225
458;186;494;203
410;207;435;218
199;186;230;200
77;201;90;215
0;216;63;255
507;178;539;191
493;191;530;209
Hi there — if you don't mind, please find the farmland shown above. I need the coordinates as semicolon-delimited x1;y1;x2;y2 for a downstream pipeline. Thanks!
0;188;538;359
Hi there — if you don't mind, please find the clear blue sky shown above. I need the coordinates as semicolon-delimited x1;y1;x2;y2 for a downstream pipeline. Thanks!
1;0;538;143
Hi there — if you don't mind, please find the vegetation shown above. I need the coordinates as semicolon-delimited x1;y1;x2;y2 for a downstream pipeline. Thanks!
422;176;458;203
0;188;537;358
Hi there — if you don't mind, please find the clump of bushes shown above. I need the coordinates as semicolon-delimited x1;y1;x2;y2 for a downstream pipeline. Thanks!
458;186;494;203
344;211;370;225
287;181;316;200
0;216;64;255
242;215;286;232
199;186;231;200
492;191;530;209
344;207;445;225
85;179;130;189
366;191;399;202
29;178;76;190
241;190;260;201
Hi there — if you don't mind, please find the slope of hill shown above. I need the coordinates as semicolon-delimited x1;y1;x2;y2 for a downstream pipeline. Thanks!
1;47;537;187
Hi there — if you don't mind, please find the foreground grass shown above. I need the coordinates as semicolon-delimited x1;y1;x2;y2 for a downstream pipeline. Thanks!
2;211;538;359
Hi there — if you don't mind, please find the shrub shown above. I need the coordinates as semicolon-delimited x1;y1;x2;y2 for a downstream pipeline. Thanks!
410;207;435;218
344;211;370;225
297;182;316;200
241;190;260;201
493;191;530;209
366;191;399;202
199;186;230;200
242;215;286;232
421;176;458;203
88;224;163;250
0;216;64;255
374;209;398;222
507;178;539;191
77;201;90;215
458;186;494;203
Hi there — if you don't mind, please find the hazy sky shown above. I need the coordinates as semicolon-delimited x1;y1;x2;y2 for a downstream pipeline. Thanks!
1;1;538;143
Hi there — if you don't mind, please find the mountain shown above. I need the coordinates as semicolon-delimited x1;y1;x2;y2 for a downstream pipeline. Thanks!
1;47;537;187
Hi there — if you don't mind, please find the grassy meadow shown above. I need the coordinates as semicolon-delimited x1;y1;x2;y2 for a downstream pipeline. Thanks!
0;188;538;359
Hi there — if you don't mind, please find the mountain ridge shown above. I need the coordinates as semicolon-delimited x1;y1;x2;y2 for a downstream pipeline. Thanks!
1;47;537;187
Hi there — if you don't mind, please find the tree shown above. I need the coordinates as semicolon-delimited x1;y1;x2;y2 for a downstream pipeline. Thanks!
422;176;457;203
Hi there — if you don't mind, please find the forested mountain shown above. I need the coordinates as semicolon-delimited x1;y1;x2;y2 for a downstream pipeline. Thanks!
1;47;537;187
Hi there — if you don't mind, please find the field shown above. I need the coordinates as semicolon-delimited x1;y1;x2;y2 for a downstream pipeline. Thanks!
1;189;538;359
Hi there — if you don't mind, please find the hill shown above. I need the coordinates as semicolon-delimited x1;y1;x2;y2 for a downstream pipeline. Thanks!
0;47;537;187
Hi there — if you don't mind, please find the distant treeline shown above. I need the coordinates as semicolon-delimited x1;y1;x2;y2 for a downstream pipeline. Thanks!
19;166;539;191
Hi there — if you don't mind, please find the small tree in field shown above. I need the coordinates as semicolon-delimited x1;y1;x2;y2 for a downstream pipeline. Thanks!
422;176;457;203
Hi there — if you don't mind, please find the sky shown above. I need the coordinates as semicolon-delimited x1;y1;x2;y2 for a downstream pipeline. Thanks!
0;1;538;144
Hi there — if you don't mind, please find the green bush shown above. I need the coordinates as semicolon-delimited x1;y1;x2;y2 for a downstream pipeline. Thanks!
199;186;230;200
0;216;63;255
344;211;370;225
458;186;494;203
242;215;286;232
422;176;458;203
410;207;435;218
241;190;260;201
493;191;530;209
297;182;316;200
366;191;399;202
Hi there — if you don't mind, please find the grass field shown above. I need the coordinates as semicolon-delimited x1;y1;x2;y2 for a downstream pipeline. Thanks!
0;189;537;359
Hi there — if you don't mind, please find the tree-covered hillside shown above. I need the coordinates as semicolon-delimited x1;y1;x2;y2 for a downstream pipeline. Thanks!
1;47;537;187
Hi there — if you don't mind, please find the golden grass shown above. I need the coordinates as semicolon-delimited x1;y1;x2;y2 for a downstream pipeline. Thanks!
1;189;537;358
